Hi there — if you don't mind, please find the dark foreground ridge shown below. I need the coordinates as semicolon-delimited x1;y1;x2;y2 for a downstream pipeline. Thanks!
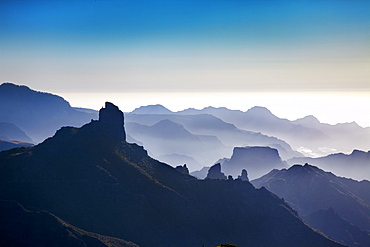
0;200;138;247
0;102;344;247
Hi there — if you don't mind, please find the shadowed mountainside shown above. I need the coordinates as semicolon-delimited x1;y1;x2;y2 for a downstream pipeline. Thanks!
0;139;33;152
287;150;370;181
0;200;138;247
252;164;370;247
0;102;343;247
303;207;370;247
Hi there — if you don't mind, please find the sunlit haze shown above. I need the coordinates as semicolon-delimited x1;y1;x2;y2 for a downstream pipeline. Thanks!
1;1;369;126
57;91;370;128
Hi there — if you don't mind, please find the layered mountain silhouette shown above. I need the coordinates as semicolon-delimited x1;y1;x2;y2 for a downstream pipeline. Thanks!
288;149;370;181
179;105;370;158
125;119;227;171
0;139;33;152
0;122;33;143
126;108;301;170
0;83;98;143
0;102;343;246
193;146;287;180
252;164;370;247
0;200;138;247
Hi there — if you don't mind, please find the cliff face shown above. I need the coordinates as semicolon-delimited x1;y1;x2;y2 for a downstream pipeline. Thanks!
221;146;286;180
98;102;126;142
206;163;227;180
0;102;344;247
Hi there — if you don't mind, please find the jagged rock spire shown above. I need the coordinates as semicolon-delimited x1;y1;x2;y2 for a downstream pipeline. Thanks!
98;102;126;142
206;163;227;180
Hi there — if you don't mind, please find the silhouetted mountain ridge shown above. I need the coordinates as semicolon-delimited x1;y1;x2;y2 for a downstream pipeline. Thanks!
0;102;343;247
0;82;98;143
252;164;370;247
288;149;370;181
0;122;33;143
0;200;138;247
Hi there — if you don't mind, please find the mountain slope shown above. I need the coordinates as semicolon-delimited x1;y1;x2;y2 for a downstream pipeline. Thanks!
0;122;33;143
288;149;370;181
252;164;370;247
0;83;98;143
303;207;370;247
0;102;343;247
0;139;33;152
0;200;138;247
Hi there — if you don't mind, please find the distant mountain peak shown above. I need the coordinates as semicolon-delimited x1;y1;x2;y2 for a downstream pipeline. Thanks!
297;115;321;124
246;106;276;118
131;104;173;114
0;82;30;90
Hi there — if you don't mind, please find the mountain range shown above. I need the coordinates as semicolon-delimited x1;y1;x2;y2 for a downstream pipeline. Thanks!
192;146;287;181
126;109;300;170
288;149;370;181
252;164;370;247
0;83;97;143
178;106;370;158
0;102;343;246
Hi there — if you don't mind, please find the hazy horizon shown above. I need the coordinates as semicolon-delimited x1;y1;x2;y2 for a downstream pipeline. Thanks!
2;1;369;126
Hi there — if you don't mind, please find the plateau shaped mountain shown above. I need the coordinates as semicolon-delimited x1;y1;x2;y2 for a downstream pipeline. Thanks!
0;102;343;247
217;146;287;180
131;104;174;114
304;207;370;247
0;200;138;247
180;105;370;158
252;164;370;246
287;149;370;181
0;122;33;143
0;83;98;143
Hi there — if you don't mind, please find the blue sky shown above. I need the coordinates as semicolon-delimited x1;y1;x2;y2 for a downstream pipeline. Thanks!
1;0;370;125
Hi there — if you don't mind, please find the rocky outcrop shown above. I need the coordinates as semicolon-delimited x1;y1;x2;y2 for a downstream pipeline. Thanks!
98;102;126;142
206;163;227;180
237;169;249;181
175;164;189;175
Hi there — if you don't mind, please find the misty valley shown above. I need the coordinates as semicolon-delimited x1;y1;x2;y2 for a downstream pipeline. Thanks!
0;83;369;247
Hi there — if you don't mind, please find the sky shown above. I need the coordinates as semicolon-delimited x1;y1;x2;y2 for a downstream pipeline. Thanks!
1;0;370;126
